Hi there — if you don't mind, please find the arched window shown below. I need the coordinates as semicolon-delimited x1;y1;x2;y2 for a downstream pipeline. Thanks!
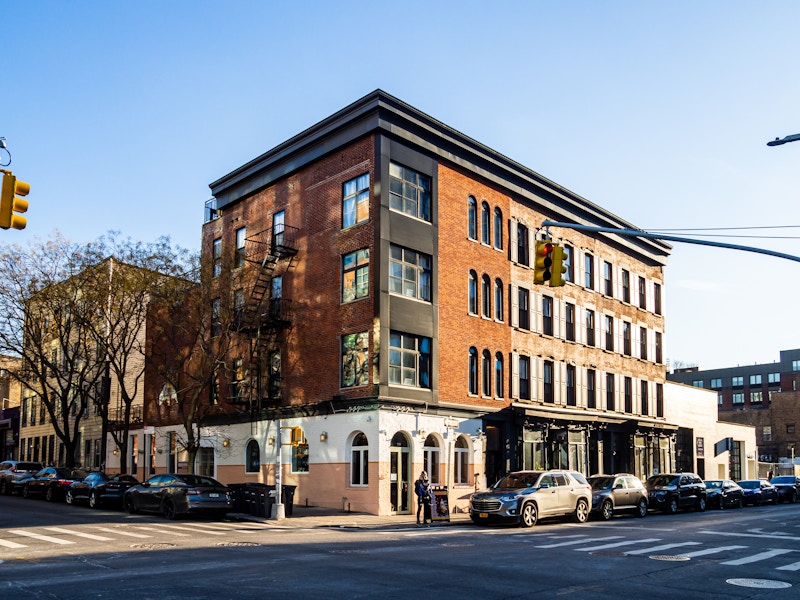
454;436;469;484
481;274;491;318
390;432;409;447
245;440;260;473
495;352;504;398
482;350;491;397
350;432;369;486
468;270;478;314
494;278;504;321
423;435;440;484
468;347;478;395
467;196;477;240
494;207;503;249
481;201;490;244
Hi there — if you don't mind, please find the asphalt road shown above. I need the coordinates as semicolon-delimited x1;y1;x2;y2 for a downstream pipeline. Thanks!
2;493;800;599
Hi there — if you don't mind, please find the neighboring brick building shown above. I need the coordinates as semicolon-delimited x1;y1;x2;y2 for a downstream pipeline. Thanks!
146;90;681;515
669;348;800;468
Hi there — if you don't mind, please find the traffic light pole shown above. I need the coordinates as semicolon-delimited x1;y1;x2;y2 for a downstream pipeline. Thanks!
540;221;800;264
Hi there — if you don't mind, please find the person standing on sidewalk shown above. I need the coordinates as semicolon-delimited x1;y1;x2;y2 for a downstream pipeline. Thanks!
415;471;432;524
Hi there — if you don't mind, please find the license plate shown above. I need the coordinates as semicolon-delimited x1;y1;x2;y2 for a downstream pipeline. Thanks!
209;493;220;498
479;512;488;518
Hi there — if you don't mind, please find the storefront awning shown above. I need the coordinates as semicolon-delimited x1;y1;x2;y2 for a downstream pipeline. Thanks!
511;403;678;431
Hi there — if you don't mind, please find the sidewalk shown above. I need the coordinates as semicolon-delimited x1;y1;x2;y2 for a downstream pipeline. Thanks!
227;504;473;530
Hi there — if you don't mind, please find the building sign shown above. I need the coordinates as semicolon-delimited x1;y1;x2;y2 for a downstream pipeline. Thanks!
696;437;704;458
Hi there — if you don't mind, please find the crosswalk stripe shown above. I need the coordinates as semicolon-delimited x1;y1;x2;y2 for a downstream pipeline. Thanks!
135;525;191;537
156;524;227;536
623;541;701;555
681;545;747;558
184;522;256;534
93;527;152;539
43;527;113;541
722;549;794;566
775;560;800;572
8;529;74;545
575;538;661;552
0;538;27;549
535;536;623;548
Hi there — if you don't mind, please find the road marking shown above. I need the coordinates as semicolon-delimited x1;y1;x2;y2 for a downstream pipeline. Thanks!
681;545;748;558
93;527;152;539
699;530;800;542
156;523;228;536
135;526;191;537
722;549;795;566
535;536;623;548
0;538;27;549
776;560;800;572
186;522;257;534
624;541;702;555
575;538;661;551
7;529;75;545
43;527;113;541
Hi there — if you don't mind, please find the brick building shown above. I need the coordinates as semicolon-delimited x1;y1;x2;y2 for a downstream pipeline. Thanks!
145;90;681;515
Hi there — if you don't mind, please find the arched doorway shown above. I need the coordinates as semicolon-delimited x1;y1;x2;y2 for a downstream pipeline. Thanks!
390;432;411;514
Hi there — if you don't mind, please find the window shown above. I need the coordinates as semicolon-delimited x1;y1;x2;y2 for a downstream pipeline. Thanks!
518;287;530;330
212;238;221;277
245;440;260;473
494;279;504;321
794;360;800;372
768;372;780;384
563;245;573;283
268;350;281;399
235;227;246;269
711;378;722;389
692;380;703;388
389;245;431;301
341;332;369;388
542;296;553;336
211;298;221;337
732;393;744;404
732;376;743;387
467;196;477;240
543;360;554;403
654;283;662;315
586;309;595;347
271;210;285;249
641;380;648;415
621;269;630;303
587;369;596;409
763;426;772;441
566;364;576;406
606;374;615;410
622;321;631;355
639;327;647;360
342;249;370;302
788;424;796;434
655;331;663;364
350;432;369;486
750;374;762;386
493;207;503;249
638;276;646;309
481;275;491;318
389;162;430;221
605;315;614;351
343;173;370;228
519;356;530;400
389;332;431;388
423;435;440;484
750;391;763;404
231;357;244;402
517;224;529;266
292;429;309;473
468;348;478;395
468;271;478;314
624;377;633;413
603;261;613;296
482;350;491;397
494;353;504;398
565;303;575;342
454;436;469;485
718;393;723;405
584;254;594;289
481;201;490;244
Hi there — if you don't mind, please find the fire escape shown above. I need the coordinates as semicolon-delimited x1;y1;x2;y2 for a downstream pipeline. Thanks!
229;224;298;425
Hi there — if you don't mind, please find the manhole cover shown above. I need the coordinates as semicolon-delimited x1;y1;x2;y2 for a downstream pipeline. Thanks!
589;551;628;557
329;549;369;555
217;541;261;548
440;542;475;548
727;579;792;590
650;555;690;562
130;543;176;550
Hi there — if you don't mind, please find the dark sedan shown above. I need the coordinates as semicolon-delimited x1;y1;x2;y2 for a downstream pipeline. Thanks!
770;475;800;503
124;474;233;519
66;472;140;508
738;479;778;506
21;467;89;502
704;479;743;509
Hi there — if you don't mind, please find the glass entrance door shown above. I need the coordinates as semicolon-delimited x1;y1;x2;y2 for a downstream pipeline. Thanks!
390;433;411;514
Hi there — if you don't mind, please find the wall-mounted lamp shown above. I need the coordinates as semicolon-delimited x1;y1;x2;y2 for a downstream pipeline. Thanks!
418;429;425;438
222;438;230;448
112;448;119;456
268;436;276;446
320;431;328;442
157;448;163;454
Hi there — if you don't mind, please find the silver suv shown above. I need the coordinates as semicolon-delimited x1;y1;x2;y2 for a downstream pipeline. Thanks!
0;460;44;495
470;470;592;527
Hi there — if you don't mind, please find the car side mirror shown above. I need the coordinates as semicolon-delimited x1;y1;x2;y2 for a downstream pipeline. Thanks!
614;483;624;489
539;483;550;489
142;482;151;488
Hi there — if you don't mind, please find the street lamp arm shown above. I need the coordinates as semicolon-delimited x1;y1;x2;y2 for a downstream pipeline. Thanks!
767;133;800;147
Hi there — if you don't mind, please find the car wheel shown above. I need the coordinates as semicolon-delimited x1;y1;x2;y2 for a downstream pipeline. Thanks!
125;496;138;515
574;498;590;523
89;491;99;509
636;498;647;518
696;496;706;512
737;497;743;509
519;502;538;528
666;497;678;514
45;486;55;502
65;490;74;505
754;497;761;506
600;499;614;521
791;491;798;504
163;500;178;520
718;498;724;510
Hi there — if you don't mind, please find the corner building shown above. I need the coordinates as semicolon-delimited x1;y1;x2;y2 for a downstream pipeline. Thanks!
189;91;674;515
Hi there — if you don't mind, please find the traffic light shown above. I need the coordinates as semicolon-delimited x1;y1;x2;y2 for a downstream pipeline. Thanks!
549;244;568;287
534;239;554;284
0;171;30;230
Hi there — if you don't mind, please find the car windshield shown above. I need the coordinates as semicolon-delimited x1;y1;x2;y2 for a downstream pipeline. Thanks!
771;477;794;484
738;481;758;489
178;475;224;487
16;463;42;471
648;475;679;487
705;481;722;489
492;472;541;489
588;476;614;490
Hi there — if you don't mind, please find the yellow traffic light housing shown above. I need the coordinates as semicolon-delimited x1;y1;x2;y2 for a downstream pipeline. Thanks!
549;244;568;287
0;171;30;230
534;239;554;284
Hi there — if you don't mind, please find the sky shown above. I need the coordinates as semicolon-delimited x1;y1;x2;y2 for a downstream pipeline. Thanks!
2;1;799;371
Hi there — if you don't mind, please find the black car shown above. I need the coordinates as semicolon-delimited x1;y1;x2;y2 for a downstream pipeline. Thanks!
66;472;140;508
21;467;89;502
704;479;743;510
124;474;233;519
645;472;707;514
770;475;800;503
738;479;779;506
588;473;648;520
0;460;43;495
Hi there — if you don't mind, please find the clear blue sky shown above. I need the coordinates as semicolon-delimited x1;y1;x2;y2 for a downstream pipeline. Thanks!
3;1;799;370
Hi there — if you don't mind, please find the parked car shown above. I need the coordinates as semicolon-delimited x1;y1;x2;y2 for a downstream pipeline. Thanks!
469;470;592;527
124;474;233;519
738;479;779;506
21;467;89;502
0;460;43;495
704;479;744;509
645;472;706;514
66;472;140;508
587;473;648;520
770;475;800;503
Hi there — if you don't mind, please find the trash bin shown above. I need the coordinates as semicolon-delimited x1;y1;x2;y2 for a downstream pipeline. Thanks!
282;485;296;516
227;483;246;513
